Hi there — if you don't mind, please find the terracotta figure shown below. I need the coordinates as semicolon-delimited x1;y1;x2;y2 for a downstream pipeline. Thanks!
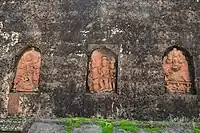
110;58;116;89
99;56;112;91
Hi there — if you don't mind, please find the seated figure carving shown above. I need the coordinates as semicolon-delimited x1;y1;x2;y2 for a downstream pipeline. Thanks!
88;49;116;93
13;48;41;92
163;48;191;93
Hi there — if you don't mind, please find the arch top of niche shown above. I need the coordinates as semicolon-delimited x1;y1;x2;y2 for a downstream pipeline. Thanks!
162;45;195;94
163;45;192;60
87;44;120;56
89;47;117;60
12;46;41;92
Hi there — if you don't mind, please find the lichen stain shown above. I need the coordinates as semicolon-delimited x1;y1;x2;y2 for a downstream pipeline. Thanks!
0;22;20;54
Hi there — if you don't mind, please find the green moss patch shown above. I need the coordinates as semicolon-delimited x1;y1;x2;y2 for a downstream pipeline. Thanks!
192;122;200;133
63;117;167;133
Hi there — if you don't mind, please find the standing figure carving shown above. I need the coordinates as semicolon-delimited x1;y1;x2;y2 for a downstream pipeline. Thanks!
163;48;191;93
88;49;116;93
13;48;41;92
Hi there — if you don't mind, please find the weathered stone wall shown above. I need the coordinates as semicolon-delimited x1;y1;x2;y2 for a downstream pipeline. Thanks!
0;0;200;120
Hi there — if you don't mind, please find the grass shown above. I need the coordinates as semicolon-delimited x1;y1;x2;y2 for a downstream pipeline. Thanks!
63;117;166;133
192;122;200;133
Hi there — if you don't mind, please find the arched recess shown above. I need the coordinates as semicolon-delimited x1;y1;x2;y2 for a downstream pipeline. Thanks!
12;47;41;92
87;47;118;93
162;46;195;94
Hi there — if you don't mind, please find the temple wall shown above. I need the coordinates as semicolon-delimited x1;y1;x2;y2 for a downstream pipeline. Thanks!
0;0;200;120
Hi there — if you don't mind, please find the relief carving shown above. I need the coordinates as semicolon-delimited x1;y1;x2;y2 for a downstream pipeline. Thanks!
88;49;116;93
13;48;41;92
163;48;191;93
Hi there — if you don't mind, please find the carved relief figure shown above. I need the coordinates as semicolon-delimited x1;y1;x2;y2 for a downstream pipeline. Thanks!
88;49;116;93
163;48;191;93
110;58;116;89
13;48;41;92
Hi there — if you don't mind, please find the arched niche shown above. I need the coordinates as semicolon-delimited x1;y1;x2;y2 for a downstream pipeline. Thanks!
162;46;195;94
12;47;41;92
87;47;117;93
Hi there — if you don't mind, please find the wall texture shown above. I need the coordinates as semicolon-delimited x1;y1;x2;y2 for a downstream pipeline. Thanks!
0;0;200;120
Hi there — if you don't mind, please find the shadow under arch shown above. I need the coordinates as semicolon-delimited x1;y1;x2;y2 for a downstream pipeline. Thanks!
162;45;196;94
86;46;118;93
10;46;42;92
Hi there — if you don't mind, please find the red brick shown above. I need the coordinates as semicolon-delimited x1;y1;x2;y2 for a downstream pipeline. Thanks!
8;93;20;115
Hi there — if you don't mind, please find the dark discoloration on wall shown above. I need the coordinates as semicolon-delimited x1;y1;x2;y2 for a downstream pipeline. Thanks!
0;0;200;120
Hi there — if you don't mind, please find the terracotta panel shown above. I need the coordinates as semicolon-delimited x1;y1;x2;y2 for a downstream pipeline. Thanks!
13;48;41;92
88;49;116;93
163;48;191;93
